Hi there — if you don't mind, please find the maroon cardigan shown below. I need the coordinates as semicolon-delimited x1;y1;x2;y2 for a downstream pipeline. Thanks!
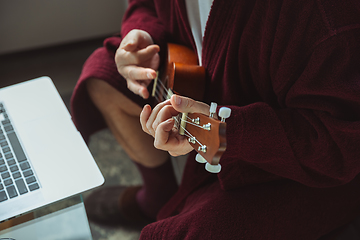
71;0;360;239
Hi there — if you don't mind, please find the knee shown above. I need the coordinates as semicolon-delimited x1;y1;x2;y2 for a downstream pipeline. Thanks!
86;78;119;113
87;78;111;102
86;78;141;117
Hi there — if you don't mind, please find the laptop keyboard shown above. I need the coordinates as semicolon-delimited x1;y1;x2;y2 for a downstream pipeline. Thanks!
0;103;40;203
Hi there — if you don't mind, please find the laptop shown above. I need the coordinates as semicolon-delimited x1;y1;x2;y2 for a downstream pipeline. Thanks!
0;76;104;223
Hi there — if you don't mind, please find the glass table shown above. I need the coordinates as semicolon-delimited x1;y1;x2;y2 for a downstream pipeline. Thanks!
0;195;93;240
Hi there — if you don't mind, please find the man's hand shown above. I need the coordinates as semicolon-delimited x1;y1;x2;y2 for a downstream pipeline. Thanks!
115;29;160;99
140;95;210;156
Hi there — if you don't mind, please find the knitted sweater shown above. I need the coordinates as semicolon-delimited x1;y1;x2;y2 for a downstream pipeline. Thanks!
71;0;360;239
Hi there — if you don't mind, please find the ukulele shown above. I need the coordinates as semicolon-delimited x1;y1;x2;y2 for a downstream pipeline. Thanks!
151;43;231;173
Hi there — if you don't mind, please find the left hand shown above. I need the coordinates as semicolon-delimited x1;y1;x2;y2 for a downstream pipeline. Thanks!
140;95;210;156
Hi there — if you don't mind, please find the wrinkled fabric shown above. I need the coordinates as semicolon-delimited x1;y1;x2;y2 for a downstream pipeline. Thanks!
71;0;360;239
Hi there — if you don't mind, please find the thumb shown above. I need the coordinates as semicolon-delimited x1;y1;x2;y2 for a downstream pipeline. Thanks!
170;95;210;115
122;40;138;52
122;30;156;52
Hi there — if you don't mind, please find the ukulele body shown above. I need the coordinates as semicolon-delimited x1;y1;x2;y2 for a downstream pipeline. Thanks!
160;43;206;101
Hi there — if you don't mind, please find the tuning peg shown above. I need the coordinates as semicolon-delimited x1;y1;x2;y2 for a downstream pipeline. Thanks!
205;162;221;173
195;153;207;163
218;107;231;122
209;102;217;118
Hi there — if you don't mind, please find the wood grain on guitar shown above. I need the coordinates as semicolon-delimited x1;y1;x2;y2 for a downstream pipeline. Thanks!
152;44;231;173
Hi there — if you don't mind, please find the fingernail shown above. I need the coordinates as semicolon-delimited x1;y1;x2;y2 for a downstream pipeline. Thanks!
174;95;181;105
143;104;150;111
147;72;153;79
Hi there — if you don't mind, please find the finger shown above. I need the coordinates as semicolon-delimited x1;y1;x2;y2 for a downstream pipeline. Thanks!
116;45;160;67
152;105;179;131
125;43;160;56
124;45;159;64
154;119;193;155
153;118;176;150
121;30;155;51
122;39;137;52
170;95;210;115
126;79;151;99
140;104;152;135
145;100;172;135
120;65;157;82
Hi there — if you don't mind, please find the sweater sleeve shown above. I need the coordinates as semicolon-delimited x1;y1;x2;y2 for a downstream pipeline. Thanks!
218;29;360;190
71;0;169;141
121;0;168;50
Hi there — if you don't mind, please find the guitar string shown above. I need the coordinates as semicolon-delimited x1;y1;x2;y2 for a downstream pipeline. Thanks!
154;88;163;102
156;79;207;126
152;77;207;154
156;81;205;129
154;87;168;102
172;116;204;147
153;82;205;146
154;82;205;135
157;78;172;100
154;78;171;102
154;77;208;130
178;119;209;130
154;81;167;102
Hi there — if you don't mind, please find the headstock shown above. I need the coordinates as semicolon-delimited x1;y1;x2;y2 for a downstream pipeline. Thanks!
175;103;231;173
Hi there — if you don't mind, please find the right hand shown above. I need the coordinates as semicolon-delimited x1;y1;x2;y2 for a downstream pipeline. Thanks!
115;29;160;99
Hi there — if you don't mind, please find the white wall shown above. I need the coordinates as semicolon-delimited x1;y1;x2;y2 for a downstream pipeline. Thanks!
0;0;128;54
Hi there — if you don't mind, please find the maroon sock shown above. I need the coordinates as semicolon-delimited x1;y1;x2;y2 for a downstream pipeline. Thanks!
135;159;179;220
